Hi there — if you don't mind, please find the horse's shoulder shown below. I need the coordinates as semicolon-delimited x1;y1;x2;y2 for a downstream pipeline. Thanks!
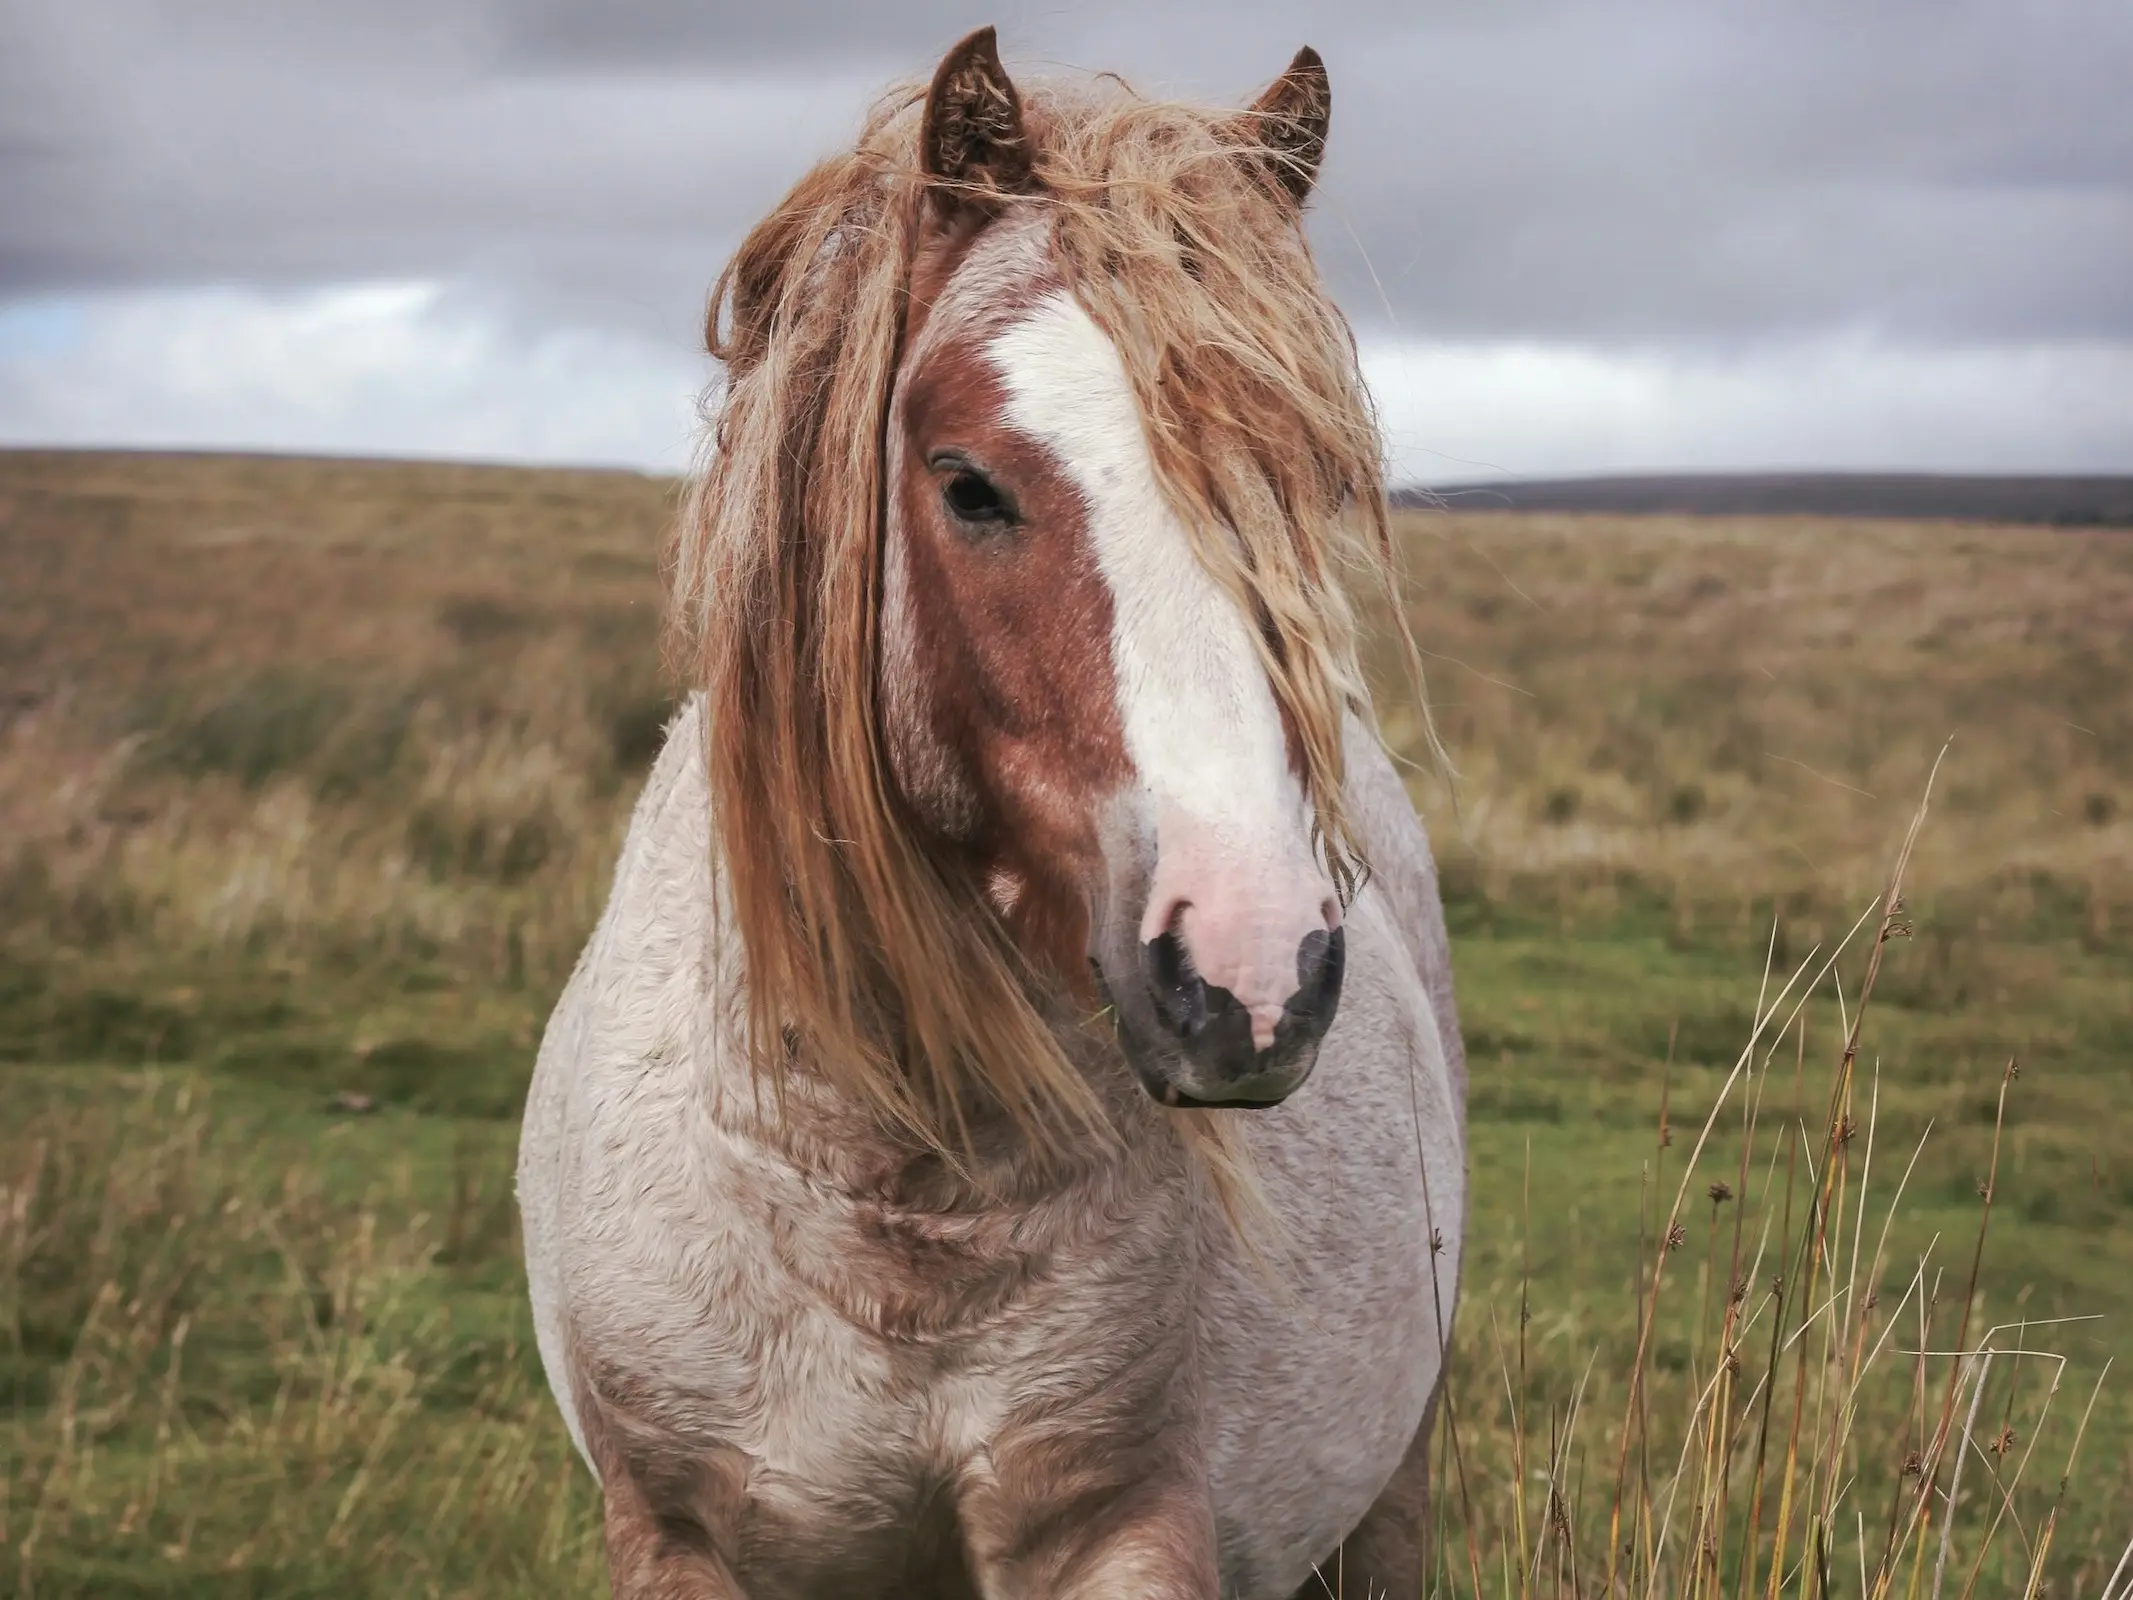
524;692;727;1154
1342;718;1466;1104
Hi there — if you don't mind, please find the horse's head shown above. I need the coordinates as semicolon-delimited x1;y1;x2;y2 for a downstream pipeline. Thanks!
685;29;1397;1141
879;31;1352;1110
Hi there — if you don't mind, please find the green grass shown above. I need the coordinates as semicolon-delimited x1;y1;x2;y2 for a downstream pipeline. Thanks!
3;1064;603;1598
3;451;2130;1594
1442;898;2133;1592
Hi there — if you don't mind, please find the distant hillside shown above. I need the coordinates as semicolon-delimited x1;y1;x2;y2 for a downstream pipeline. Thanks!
1399;472;2133;526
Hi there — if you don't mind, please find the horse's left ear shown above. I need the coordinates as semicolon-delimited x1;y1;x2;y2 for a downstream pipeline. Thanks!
921;26;1034;204
1232;45;1332;206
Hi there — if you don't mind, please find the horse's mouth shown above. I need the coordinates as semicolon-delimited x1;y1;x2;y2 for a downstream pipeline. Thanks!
1123;1032;1323;1111
1154;1085;1293;1111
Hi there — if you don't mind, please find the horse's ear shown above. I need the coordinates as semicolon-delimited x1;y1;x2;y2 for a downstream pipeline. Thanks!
1232;45;1331;206
921;26;1034;204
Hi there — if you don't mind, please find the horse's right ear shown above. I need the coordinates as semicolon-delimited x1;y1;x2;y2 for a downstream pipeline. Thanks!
921;27;1033;205
1232;46;1331;206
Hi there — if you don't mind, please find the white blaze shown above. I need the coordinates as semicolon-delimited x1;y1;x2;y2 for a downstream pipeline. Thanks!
989;291;1333;1044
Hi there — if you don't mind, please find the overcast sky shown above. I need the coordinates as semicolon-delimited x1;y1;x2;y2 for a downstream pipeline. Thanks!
3;0;2130;481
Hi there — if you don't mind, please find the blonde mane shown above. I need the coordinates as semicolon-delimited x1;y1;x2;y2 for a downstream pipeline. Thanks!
667;71;1413;1154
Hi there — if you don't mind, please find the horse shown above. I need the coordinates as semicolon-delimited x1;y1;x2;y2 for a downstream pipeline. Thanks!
517;27;1467;1599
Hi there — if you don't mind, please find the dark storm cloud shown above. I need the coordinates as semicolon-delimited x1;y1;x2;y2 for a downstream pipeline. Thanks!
3;0;2130;352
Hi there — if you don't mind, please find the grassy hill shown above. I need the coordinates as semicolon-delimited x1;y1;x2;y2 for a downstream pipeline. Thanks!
4;449;2130;1594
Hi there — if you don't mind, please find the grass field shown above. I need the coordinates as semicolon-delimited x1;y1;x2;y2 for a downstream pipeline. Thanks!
3;449;2129;1596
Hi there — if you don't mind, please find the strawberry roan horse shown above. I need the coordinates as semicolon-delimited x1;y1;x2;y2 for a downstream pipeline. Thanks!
518;29;1466;1599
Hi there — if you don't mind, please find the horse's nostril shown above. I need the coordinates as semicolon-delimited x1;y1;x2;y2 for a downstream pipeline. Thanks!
1143;930;1207;1039
1285;926;1345;1035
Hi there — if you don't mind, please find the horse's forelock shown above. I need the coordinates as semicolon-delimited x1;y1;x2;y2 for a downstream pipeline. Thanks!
1037;94;1425;904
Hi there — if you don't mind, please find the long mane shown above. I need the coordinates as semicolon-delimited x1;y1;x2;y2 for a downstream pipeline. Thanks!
667;72;1408;1152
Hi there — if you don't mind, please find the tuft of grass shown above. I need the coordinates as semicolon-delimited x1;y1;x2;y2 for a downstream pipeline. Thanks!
1425;757;2127;1597
2;1070;605;1598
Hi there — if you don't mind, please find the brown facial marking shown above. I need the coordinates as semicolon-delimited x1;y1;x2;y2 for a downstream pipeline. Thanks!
887;218;1129;985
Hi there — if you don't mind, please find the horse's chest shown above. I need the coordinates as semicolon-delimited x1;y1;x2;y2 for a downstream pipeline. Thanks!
572;1194;1015;1477
596;1307;1000;1597
563;1158;1092;1586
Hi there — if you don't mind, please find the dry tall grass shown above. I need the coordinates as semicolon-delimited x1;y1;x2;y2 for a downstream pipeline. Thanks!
1428;762;2128;1597
1;451;672;1006
1366;511;2133;932
4;1070;606;1597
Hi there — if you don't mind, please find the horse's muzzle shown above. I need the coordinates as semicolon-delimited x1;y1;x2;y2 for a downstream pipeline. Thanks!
1129;925;1344;1108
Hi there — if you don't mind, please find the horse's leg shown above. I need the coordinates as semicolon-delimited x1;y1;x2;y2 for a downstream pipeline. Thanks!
599;1469;749;1599
1289;1384;1439;1600
965;1458;1221;1600
583;1395;753;1600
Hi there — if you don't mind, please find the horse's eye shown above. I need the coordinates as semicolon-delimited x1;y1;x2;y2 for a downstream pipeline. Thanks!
941;469;1014;527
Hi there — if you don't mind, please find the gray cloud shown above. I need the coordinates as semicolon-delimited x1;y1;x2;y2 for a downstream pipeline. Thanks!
2;0;2130;468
